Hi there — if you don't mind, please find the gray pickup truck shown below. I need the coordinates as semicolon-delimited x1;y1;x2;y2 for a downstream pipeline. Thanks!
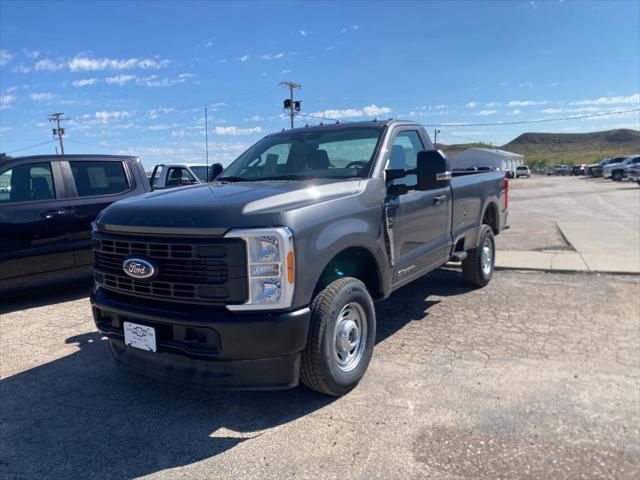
90;120;508;396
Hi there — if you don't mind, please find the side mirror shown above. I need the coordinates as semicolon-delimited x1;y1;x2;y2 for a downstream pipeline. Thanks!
417;150;451;190
208;163;223;181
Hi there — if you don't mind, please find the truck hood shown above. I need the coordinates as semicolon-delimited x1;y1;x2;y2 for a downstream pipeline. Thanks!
98;179;361;233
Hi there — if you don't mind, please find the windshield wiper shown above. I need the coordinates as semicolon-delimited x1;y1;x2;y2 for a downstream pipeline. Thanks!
257;174;320;181
216;176;249;183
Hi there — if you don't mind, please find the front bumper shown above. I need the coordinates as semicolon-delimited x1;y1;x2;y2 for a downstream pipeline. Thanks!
91;287;311;390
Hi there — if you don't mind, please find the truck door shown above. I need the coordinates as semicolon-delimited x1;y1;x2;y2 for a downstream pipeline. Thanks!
61;159;135;267
0;160;74;286
384;129;452;284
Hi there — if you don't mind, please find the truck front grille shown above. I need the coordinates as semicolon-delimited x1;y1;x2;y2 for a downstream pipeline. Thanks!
93;232;247;305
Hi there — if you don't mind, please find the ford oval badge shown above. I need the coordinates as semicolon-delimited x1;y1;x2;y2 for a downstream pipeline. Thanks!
123;257;157;280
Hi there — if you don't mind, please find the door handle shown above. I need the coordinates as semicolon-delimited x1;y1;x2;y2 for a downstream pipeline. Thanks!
433;195;447;205
41;209;65;220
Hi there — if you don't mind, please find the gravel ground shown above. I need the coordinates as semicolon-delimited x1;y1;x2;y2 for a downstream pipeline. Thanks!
1;269;638;480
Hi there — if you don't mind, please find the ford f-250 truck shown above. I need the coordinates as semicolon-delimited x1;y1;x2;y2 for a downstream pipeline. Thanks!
90;120;508;396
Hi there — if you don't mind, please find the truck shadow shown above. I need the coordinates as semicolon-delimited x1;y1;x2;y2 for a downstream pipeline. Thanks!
0;274;92;315
0;268;473;479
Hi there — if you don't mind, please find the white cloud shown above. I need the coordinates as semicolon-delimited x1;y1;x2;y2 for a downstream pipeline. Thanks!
147;107;175;119
72;78;98;87
24;49;41;59
570;93;640;106
34;59;65;71
340;25;360;33
239;55;249;62
485;102;501;107
499;82;508;86
299;30;307;37
260;52;284;60
0;95;15;108
326;46;335;51
507;110;521;116
281;69;291;74
11;64;31;73
0;49;13;66
541;108;563;114
465;102;478;108
95;111;133;122
136;74;192;87
213;126;263;136
475;110;498;116
30;92;55;101
68;55;170;71
310;104;391;119
507;99;548;106
105;74;136;85
519;81;534;87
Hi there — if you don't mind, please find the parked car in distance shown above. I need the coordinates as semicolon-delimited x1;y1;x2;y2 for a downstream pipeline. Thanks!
626;164;640;185
0;154;150;290
91;120;508;396
553;165;571;176
603;156;640;181
586;157;623;177
515;166;531;178
149;162;223;189
572;164;587;175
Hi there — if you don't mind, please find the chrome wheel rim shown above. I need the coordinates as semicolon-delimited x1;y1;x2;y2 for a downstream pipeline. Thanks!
481;239;493;276
333;302;367;372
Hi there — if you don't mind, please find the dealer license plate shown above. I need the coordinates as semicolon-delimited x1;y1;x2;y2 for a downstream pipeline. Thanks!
123;321;157;352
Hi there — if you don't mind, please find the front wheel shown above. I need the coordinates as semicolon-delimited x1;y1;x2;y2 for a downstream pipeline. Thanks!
612;170;624;181
301;277;376;396
462;225;495;287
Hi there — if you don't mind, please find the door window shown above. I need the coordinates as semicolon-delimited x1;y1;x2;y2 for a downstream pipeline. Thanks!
166;167;196;186
0;162;55;203
388;130;424;185
69;161;129;197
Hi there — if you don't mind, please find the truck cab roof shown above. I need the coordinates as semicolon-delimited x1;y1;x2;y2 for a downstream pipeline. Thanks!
265;119;420;137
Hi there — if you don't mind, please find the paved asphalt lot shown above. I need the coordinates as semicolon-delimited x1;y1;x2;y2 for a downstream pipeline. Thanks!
1;176;639;480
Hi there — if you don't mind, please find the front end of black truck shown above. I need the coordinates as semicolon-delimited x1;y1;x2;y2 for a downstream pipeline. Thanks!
91;224;311;390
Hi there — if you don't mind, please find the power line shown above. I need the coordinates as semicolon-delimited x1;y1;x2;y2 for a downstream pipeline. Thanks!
5;139;56;155
420;107;640;127
294;107;639;128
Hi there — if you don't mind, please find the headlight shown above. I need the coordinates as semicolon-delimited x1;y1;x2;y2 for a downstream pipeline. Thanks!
224;227;294;311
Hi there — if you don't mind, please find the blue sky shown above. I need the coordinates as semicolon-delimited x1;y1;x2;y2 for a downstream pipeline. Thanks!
1;0;639;168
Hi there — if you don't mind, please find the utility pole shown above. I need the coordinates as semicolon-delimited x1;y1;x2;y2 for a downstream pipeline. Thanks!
48;112;68;155
433;129;441;148
280;81;301;129
205;107;209;170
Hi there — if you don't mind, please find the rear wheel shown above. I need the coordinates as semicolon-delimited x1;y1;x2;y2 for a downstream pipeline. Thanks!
462;225;495;287
301;277;376;396
612;170;624;181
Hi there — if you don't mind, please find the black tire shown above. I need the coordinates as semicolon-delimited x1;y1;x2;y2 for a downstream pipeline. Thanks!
462;225;495;287
612;170;624;181
300;277;376;396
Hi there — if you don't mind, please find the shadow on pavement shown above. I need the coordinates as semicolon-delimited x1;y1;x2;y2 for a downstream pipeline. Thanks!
0;274;92;315
0;269;473;479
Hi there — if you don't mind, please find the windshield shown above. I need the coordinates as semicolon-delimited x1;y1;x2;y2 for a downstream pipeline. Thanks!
218;127;383;182
189;166;208;182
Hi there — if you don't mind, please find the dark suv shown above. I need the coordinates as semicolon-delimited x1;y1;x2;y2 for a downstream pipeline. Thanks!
0;154;150;290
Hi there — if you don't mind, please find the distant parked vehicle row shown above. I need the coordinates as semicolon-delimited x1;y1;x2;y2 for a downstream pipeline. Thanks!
553;165;571;176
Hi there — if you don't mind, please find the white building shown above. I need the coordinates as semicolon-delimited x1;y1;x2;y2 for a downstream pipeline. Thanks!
448;147;524;172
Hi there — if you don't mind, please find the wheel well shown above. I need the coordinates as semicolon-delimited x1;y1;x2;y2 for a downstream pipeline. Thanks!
315;247;382;300
483;202;499;234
